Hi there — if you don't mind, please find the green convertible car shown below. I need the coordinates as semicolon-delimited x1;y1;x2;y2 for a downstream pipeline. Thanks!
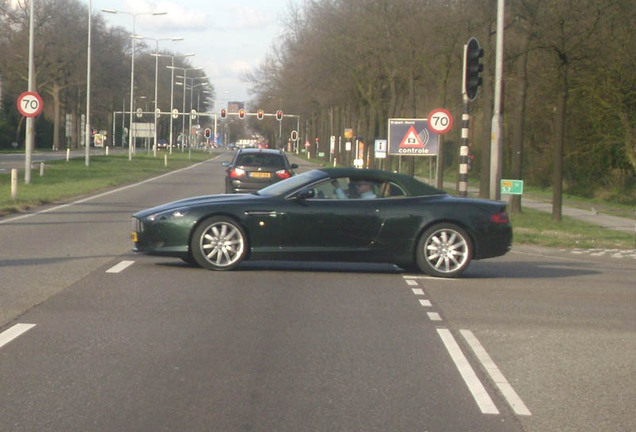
131;167;512;278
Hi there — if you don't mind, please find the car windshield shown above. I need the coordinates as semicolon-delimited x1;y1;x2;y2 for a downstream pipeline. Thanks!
256;169;327;196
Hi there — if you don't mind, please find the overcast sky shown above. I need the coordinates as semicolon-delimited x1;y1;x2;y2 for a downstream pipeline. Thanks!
83;0;297;107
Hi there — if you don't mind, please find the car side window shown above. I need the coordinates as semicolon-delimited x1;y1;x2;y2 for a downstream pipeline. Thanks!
380;181;407;198
309;177;350;199
309;177;383;199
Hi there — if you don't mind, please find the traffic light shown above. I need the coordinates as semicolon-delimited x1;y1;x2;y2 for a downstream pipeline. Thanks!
238;109;245;119
257;109;264;120
220;109;227;119
276;110;283;121
204;128;211;138
464;37;484;101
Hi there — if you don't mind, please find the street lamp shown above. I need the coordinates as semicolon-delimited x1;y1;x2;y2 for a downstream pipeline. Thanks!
155;53;194;153
142;36;183;157
101;8;167;161
85;0;92;167
167;66;202;149
176;77;207;149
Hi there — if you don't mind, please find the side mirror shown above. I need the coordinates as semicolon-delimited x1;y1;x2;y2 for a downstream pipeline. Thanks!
290;163;299;169
222;161;230;167
295;188;315;200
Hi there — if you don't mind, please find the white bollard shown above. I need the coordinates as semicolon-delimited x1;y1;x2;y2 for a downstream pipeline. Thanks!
66;148;70;161
164;154;168;167
105;146;109;156
40;162;45;176
11;168;18;200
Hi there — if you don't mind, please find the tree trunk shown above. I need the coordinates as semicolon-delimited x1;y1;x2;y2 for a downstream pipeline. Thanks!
552;62;568;222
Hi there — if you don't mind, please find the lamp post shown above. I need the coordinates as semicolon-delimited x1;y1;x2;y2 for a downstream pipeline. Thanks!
176;77;207;149
143;37;183;157
167;66;202;149
101;8;167;161
156;53;194;154
85;0;92;167
24;0;35;183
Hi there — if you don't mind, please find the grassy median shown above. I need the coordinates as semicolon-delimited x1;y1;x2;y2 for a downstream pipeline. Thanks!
1;150;634;250
0;150;215;216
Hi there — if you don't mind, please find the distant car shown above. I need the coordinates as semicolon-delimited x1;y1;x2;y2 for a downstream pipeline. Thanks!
131;167;513;278
222;148;298;194
157;139;169;149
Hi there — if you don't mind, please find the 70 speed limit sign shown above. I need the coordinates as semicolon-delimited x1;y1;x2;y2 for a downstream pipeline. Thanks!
17;91;43;117
427;108;453;134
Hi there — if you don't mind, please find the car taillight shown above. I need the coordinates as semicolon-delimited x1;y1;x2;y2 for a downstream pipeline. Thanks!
276;170;291;179
491;211;509;224
229;168;246;178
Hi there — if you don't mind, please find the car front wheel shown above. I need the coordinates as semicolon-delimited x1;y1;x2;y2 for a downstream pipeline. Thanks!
191;216;247;270
416;223;472;278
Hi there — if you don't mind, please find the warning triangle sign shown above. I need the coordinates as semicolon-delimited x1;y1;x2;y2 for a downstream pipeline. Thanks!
399;125;424;148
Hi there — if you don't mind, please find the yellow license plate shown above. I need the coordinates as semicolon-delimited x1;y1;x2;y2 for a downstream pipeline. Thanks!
130;232;138;242
250;172;271;178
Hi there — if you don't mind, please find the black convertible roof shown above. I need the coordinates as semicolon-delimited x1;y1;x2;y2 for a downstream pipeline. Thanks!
315;167;447;196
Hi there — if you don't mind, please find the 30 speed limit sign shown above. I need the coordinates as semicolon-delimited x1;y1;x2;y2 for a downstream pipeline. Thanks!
17;91;43;117
427;108;453;134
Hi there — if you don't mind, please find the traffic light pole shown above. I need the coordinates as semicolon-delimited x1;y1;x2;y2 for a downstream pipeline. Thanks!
459;37;483;198
458;97;470;197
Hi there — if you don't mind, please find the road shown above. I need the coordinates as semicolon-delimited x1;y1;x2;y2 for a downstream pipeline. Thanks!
0;152;634;431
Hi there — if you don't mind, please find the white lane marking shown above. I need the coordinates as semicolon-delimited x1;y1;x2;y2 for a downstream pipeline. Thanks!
405;279;419;286
427;312;442;321
106;260;135;273
460;330;532;416
0;323;36;350
412;288;425;296
437;328;499;415
419;299;432;307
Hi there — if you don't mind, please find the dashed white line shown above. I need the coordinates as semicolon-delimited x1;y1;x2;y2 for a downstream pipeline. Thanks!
427;312;442;321
419;299;432;307
0;323;36;350
437;328;499;415
106;260;135;273
460;330;532;416
411;288;425;296
405;279;419;286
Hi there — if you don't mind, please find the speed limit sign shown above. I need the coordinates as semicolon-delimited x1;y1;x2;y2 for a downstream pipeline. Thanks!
17;91;43;117
427;108;453;134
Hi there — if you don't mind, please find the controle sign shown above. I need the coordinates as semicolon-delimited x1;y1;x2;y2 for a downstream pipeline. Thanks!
17;91;43;117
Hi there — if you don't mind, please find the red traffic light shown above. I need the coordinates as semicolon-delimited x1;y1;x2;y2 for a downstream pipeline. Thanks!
276;110;283;121
220;109;227;119
257;109;264;120
239;109;246;119
204;128;211;138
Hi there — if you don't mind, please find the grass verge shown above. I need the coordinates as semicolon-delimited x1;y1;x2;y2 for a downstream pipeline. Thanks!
509;208;634;250
0;151;215;216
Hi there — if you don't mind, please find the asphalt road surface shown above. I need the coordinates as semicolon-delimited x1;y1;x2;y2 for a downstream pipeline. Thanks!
1;153;634;432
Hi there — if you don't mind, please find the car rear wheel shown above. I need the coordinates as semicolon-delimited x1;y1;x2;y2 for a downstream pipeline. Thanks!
416;223;472;278
191;216;247;270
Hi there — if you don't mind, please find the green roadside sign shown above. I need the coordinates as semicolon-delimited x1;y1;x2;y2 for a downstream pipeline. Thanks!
501;179;523;195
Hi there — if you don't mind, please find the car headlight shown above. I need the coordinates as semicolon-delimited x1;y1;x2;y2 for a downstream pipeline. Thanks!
147;207;189;222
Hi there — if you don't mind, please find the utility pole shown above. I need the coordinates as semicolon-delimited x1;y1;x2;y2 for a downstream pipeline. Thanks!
490;0;505;200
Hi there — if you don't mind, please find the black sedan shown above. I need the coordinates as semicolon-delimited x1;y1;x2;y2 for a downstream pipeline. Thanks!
223;148;298;193
131;168;512;278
